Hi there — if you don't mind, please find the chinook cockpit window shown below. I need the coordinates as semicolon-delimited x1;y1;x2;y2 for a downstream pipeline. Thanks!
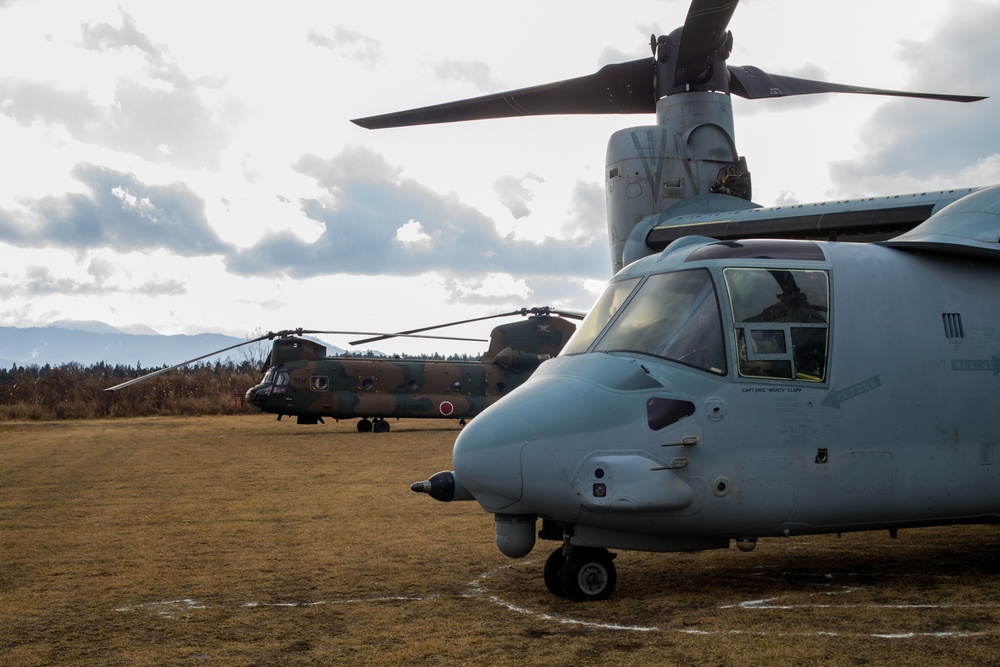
584;269;726;375
562;277;641;355
724;268;829;382
263;367;290;387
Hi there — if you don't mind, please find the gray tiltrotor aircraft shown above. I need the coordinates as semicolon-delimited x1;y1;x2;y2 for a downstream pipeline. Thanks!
356;0;995;600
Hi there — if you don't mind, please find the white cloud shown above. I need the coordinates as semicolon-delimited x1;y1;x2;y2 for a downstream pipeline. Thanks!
450;273;533;301
394;219;433;245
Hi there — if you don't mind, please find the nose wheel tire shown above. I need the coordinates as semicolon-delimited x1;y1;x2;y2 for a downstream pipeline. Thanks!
543;548;567;597
559;547;617;601
544;546;617;601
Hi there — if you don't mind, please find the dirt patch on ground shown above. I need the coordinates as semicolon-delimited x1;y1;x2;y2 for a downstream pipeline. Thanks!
2;415;999;665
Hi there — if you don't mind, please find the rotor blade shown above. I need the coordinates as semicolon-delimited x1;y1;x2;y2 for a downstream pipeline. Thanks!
104;334;276;392
312;331;487;344
543;308;587;320
105;328;324;392
728;65;987;103
675;0;739;84
349;307;581;345
351;59;654;129
349;311;527;345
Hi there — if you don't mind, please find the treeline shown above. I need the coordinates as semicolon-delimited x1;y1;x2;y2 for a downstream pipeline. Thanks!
0;352;482;421
0;360;259;421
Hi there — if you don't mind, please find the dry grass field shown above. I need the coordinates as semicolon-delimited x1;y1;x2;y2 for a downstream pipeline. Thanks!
2;416;1000;666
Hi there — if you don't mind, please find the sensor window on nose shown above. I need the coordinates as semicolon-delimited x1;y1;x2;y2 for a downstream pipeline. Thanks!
646;397;695;430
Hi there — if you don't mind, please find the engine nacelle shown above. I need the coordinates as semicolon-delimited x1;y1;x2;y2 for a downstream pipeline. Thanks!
605;92;750;272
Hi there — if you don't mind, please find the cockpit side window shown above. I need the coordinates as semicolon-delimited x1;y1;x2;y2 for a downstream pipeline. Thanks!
724;268;829;382
591;269;727;375
562;277;641;355
263;366;290;386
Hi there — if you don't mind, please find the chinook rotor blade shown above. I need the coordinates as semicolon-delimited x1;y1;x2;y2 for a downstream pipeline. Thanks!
351;58;654;129
312;330;486;343
350;307;586;346
537;307;587;320
103;329;299;392
727;66;986;103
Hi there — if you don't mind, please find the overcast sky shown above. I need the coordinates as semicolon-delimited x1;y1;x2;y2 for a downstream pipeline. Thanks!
1;0;997;357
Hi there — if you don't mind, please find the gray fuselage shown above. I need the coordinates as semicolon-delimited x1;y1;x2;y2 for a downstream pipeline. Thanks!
452;236;1000;555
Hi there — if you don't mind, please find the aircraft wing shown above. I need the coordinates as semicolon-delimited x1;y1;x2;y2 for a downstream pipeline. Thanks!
642;189;982;251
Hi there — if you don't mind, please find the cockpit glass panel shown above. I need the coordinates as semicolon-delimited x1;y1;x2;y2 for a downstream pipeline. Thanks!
725;268;829;382
726;268;828;324
561;277;641;355
264;367;290;386
591;269;726;375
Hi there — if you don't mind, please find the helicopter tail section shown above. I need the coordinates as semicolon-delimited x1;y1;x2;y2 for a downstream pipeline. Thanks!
482;316;578;367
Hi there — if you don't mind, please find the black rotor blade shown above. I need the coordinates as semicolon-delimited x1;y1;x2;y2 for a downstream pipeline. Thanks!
728;65;987;103
675;0;739;84
542;308;586;320
105;328;339;392
352;59;654;129
255;328;486;345
349;307;583;345
104;332;281;392
313;330;487;344
349;311;527;345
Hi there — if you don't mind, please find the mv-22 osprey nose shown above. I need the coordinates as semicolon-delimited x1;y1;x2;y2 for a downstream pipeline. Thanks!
359;0;993;600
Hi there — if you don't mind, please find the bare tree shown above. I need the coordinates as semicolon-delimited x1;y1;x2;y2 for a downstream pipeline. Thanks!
237;328;271;373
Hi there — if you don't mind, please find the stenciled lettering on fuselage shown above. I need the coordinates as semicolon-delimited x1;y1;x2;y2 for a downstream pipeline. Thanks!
821;375;882;409
951;356;1000;375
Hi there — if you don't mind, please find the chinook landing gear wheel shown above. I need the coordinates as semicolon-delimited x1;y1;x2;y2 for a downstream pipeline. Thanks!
559;547;617;601
373;418;390;433
357;419;373;432
543;547;567;597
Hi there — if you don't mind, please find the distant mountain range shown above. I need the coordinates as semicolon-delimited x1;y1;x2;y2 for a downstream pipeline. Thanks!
0;321;346;368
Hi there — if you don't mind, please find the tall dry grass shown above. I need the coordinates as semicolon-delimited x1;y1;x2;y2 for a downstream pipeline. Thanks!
0;361;259;420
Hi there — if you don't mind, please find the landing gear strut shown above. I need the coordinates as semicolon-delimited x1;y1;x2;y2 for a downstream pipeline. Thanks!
543;546;617;601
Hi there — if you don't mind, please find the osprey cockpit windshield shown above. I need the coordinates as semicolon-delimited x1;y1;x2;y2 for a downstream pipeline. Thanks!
562;268;726;375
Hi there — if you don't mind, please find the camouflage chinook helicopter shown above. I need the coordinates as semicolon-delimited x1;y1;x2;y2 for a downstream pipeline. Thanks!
106;307;581;433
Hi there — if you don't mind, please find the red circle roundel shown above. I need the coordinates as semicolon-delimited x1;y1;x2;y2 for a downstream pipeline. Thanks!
439;401;454;416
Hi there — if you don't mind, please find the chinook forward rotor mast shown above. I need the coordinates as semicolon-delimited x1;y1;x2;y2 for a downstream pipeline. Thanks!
353;0;984;272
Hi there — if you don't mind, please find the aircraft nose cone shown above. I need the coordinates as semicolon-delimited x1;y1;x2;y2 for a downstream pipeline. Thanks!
453;354;665;513
453;407;538;511
245;385;267;410
454;374;586;512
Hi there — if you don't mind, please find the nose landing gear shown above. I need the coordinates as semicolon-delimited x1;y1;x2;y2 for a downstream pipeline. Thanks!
543;546;617;601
